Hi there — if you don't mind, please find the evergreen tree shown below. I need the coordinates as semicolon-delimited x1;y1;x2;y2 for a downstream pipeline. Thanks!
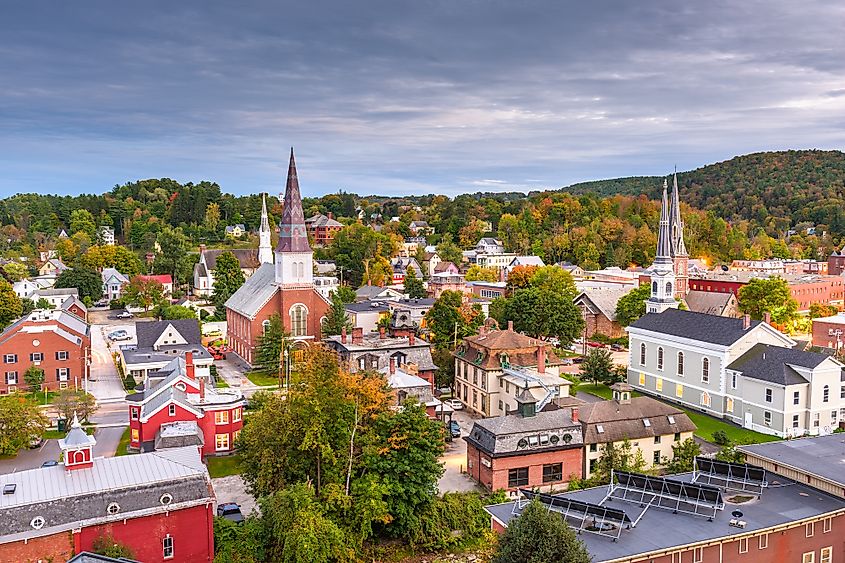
54;266;103;303
0;279;23;329
581;347;616;386
253;314;286;376
493;499;591;563
321;292;352;336
212;251;246;308
403;267;426;299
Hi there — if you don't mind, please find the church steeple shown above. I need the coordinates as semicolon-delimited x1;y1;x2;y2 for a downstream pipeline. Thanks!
274;148;314;286
669;171;687;258
646;180;679;314
655;180;673;264
258;193;273;264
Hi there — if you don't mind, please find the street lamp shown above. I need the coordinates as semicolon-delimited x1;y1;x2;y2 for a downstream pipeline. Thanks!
283;347;290;390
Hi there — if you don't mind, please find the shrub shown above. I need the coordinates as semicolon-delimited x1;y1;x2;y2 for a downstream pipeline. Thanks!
406;492;490;550
712;430;730;446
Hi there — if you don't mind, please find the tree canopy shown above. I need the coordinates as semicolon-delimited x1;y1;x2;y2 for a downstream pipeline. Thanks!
321;292;352;337
424;290;484;346
493;499;591;563
0;396;48;455
54;265;103;303
212;251;246;309
737;277;798;324
615;284;650;327
403;267;426;299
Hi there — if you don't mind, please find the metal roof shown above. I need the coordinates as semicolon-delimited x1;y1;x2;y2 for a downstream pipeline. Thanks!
739;434;845;488
224;262;278;319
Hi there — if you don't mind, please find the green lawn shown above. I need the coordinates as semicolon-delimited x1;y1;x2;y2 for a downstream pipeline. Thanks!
215;378;230;388
207;454;243;478
115;427;135;456
576;383;778;445
246;371;281;387
43;425;96;439
23;391;59;405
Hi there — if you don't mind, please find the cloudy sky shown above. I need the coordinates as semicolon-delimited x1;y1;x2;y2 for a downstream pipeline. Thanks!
2;1;844;198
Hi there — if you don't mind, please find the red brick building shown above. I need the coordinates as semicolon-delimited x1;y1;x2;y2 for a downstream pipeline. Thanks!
687;272;845;313
573;288;628;339
811;311;845;350
127;352;244;455
828;247;845;275
0;309;90;394
305;212;343;246
465;391;583;492
225;150;330;366
0;419;215;563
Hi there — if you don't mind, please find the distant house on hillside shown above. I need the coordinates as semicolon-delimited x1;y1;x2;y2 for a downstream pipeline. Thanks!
38;258;69;277
193;245;261;297
224;224;246;237
101;268;129;302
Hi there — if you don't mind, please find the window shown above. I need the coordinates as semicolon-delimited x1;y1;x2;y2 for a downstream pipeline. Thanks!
290;304;308;337
654;435;661;444
667;415;675;424
596;425;604;434
758;533;768;549
653;451;661;465
803;552;815;563
701;392;711;407
3;354;17;363
731;373;737;389
542;463;563;483
806;521;815;537
652;281;657;294
701;358;709;383
676;383;683;398
163;536;174;559
589;443;597;452
262;319;270;333
107;502;120;515
30;353;43;362
215;411;230;425
168;404;176;416
589;459;597;473
823;517;832;533
814;413;820;427
674;432;681;441
656;378;663;392
4;371;17;385
765;388;772;403
823;385;829;402
666;282;672;295
643;418;651;427
640;343;646;365
821;547;832;563
657;347;664;370
677;352;684;376
764;411;772;425
131;408;139;421
792;414;799;428
56;368;69;381
639;372;645;386
233;408;242;422
508;467;529;488
794;390;800;405
56;351;69;360
692;546;703;562
739;537;748;553
216;433;230;451
726;397;734;413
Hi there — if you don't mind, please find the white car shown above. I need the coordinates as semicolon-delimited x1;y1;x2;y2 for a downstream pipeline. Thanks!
108;330;131;341
445;398;464;411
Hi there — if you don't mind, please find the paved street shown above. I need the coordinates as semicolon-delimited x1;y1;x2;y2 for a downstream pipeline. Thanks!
213;475;257;516
438;408;484;493
87;310;140;402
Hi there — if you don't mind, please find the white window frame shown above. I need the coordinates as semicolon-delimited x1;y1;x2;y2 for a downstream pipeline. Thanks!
57;367;69;381
163;535;174;559
168;404;176;417
803;552;815;563
657;347;664;371
823;517;832;533
215;433;230;451
701;358;709;383
692;546;703;563
233;407;242;422
677;352;684;376
758;533;768;549
738;537;748;553
820;547;832;563
4;354;16;364
215;411;230;425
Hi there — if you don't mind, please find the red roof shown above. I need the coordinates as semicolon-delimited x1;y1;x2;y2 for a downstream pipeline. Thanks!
138;274;173;284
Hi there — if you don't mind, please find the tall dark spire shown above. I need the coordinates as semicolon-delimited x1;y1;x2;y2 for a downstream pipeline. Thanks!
669;171;688;257
276;148;312;253
655;179;672;263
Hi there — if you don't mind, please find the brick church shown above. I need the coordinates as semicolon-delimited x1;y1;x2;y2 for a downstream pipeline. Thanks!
225;149;330;366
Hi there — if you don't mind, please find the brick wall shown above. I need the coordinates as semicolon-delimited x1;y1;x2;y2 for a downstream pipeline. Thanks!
467;444;583;491
0;530;73;563
0;328;89;394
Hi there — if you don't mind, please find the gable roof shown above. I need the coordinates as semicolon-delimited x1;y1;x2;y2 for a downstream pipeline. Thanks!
201;248;260;270
508;256;545;268
578;396;696;444
101;267;129;284
306;213;343;228
684;290;736;316
224;262;278;319
136;319;202;348
628;308;790;347
727;343;834;385
137;274;173;285
574;288;630;322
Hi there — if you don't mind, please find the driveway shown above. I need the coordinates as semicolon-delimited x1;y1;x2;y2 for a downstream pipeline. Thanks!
438;408;484;494
213;475;257;516
88;319;136;401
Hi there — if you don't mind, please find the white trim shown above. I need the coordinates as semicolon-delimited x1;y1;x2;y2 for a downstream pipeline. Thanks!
140;397;204;423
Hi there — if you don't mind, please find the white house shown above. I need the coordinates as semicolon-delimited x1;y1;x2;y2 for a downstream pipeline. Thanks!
476;237;505;255
101;268;129;302
98;226;115;246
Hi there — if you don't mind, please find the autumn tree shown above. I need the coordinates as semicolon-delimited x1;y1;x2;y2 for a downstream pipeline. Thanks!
403;267;426;299
1;262;28;282
465;265;498;282
124;276;165;312
53;390;97;423
212;251;246;309
205;202;222;232
809;302;838;319
506;265;539;293
23;366;45;391
0;278;23;329
615;284;650;326
0;396;48;455
738;277;798;324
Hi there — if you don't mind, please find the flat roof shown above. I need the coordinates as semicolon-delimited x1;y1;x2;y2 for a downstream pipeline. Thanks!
739;434;845;488
486;472;845;563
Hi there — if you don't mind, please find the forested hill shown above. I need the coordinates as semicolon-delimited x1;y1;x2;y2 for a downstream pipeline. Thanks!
561;150;845;235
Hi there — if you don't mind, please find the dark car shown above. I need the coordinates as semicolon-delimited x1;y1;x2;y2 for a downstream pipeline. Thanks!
571;356;585;364
217;503;245;524
448;420;461;438
611;344;625;351
41;460;58;468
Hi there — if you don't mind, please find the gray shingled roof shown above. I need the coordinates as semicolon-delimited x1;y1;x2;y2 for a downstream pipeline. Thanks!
466;409;583;456
136;319;202;348
727;343;831;385
629;308;771;346
684;290;735;316
224;262;278;319
574;288;629;322
202;248;259;270
578;396;696;444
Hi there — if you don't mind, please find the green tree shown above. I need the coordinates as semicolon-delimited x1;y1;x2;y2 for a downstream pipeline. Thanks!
809;302;838;319
328;223;395;287
205;202;222;232
35;297;53;310
23;366;45;391
715;444;745;463
581;347;615;386
529;265;577;299
69;209;97;240
155;225;190;285
0;278;23;328
424;290;484;345
212;251;246;308
465;265;498;282
504;288;584;344
493;499;591;563
334;285;357;304
591;439;648;485
403;267;426;299
615;284;650;327
124;276;165;312
92;534;134;559
54;265;104;302
664;438;701;473
435;233;463;265
253;314;286;376
20;298;35;315
321;292;352;336
1;261;28;282
53;390;97;423
738;277;798;324
0;396;48;455
156;304;196;320
213;517;265;563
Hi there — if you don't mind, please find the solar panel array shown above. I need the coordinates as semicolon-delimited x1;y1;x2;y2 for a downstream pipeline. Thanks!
693;456;768;495
516;489;631;540
608;470;725;521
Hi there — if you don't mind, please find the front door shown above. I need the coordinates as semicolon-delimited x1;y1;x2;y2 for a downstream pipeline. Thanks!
744;411;753;429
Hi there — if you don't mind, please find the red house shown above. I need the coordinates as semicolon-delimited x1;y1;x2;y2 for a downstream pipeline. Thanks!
465;391;584;492
225;150;330;367
0;309;90;394
127;352;245;455
0;417;215;563
137;274;174;296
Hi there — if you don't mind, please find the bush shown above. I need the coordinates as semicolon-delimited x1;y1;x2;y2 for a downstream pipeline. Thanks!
712;430;730;446
405;492;490;550
92;534;134;559
109;297;127;310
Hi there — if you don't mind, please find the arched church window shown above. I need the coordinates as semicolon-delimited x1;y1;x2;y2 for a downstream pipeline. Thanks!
652;281;657;294
666;282;672;295
290;304;308;337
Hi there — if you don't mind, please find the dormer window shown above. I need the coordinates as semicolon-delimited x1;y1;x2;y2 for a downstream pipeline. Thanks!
667;415;676;424
596;425;605;434
643;418;651;427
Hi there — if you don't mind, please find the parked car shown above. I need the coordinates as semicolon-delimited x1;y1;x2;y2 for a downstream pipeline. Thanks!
611;344;625;351
207;345;228;360
445;398;464;411
41;460;58;468
217;503;245;524
587;341;605;348
28;437;45;449
561;358;574;365
116;310;134;319
108;330;131;341
448;420;462;438
571;356;585;364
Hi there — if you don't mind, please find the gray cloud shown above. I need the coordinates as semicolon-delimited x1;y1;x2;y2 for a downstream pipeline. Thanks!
1;1;844;197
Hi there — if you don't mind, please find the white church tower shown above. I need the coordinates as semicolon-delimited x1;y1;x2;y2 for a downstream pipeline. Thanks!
646;180;679;314
258;193;273;265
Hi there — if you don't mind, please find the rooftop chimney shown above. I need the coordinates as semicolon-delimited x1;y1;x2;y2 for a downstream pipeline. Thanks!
764;311;771;325
571;406;579;423
743;314;751;330
185;352;195;380
408;332;415;345
536;346;546;374
379;326;386;340
507;320;514;331
341;327;347;344
352;327;363;345
327;212;333;220
389;357;396;375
